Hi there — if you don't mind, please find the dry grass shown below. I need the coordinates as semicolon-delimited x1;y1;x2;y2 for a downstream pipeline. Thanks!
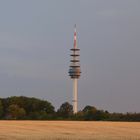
0;121;140;140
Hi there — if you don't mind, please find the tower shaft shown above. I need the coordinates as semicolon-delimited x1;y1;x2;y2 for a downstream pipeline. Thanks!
73;79;78;113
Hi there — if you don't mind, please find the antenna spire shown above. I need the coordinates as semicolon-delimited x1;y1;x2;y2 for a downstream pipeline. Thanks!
74;24;77;49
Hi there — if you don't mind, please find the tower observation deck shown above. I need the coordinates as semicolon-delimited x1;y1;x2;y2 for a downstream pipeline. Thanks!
68;25;81;113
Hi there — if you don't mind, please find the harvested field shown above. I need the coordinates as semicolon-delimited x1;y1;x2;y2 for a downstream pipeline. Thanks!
0;121;140;140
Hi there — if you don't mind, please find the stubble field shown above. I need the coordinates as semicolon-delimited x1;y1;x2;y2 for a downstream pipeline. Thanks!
0;121;140;140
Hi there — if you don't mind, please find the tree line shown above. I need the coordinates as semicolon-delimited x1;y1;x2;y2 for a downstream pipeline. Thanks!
0;96;140;121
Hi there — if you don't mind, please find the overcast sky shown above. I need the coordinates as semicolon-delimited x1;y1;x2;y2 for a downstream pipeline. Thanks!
0;0;140;113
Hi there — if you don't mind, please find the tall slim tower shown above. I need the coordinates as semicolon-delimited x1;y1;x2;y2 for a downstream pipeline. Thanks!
69;25;81;114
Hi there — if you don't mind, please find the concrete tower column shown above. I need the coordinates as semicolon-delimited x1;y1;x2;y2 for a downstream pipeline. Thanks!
73;79;78;113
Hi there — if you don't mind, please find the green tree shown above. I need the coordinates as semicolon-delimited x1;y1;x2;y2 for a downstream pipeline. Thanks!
83;106;97;113
57;102;73;119
72;111;84;120
3;96;55;119
0;100;3;118
83;105;97;120
7;104;26;119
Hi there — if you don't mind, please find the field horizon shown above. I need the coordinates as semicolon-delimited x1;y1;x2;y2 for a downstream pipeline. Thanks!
0;121;140;140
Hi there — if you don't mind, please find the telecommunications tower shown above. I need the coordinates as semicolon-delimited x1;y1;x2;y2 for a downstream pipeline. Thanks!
69;25;81;114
